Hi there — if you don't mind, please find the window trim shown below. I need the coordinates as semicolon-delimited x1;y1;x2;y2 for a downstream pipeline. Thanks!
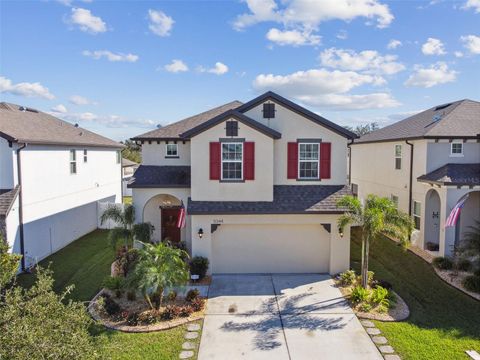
450;141;464;157
394;144;402;170
83;149;88;163
70;149;77;174
165;143;178;158
413;200;421;230
221;142;243;181
298;142;320;180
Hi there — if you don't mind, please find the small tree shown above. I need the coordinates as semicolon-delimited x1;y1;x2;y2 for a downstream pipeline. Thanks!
0;268;98;359
129;242;189;310
461;219;480;269
337;194;413;288
100;204;153;248
0;239;21;291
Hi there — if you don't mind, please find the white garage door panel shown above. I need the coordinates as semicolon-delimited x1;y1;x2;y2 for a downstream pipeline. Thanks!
212;224;330;274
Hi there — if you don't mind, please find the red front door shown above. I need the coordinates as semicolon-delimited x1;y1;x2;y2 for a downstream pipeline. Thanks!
161;208;181;243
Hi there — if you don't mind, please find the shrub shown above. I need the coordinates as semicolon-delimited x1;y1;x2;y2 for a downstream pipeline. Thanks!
339;270;356;286
190;298;205;312
179;305;194;317
359;303;372;312
350;286;369;303
190;256;209;279
372;279;393;290
474;269;480;277
126;291;137;301
161;305;182;320
101;294;121;315
103;276;125;291
370;286;390;308
185;289;200;302
456;258;472;272
119;248;140;276
138;310;161;325
167;291;177;302
463;275;480;293
126;312;140;326
367;271;375;285
433;257;454;270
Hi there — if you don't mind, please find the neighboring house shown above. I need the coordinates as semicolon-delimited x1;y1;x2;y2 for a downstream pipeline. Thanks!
351;99;480;258
129;91;357;275
122;158;139;197
0;102;123;270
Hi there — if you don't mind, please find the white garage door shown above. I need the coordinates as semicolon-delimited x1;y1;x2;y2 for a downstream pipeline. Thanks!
212;224;330;274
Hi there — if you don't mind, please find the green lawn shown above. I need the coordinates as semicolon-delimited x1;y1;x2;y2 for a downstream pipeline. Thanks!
351;229;480;360
16;230;201;359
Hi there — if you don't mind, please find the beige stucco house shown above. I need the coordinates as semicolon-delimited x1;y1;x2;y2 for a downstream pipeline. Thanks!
351;99;480;258
129;92;357;275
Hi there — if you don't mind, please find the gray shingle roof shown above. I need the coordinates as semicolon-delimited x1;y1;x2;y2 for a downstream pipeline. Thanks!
417;163;480;186
187;185;351;214
132;101;243;140
122;158;138;167
127;165;190;188
355;99;480;144
0;186;19;216
0;102;123;148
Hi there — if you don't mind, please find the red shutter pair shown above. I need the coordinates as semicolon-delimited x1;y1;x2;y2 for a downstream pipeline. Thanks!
209;142;255;180
287;142;331;179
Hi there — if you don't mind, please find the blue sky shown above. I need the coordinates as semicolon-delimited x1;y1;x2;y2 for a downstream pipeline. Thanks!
1;0;479;141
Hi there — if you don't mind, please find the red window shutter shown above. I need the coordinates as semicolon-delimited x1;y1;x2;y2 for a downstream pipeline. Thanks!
243;142;255;180
209;142;221;180
320;142;331;179
287;142;298;179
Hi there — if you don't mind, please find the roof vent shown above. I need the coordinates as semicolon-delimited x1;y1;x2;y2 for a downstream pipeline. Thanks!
19;106;26;112
434;103;452;111
74;123;79;127
432;113;442;122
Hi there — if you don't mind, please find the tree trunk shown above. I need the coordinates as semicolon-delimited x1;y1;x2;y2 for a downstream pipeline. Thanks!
361;236;370;288
145;294;154;310
360;233;366;287
156;288;164;311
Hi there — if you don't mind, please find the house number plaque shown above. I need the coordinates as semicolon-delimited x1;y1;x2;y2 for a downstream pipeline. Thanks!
213;219;224;224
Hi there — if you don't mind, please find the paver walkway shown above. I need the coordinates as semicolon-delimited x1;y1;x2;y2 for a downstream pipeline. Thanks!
198;274;382;360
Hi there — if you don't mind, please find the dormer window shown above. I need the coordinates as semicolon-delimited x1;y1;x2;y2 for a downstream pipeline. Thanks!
450;141;463;157
263;103;275;118
166;143;178;157
226;121;238;137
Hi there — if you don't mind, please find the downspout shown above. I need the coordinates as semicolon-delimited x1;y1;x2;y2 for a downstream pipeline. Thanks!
405;140;414;217
16;143;27;272
347;138;354;185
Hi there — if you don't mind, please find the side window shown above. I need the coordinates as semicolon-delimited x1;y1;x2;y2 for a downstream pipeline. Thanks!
391;195;399;208
413;201;421;230
83;149;88;163
166;143;178;157
395;144;402;170
70;150;77;174
298;143;319;179
450;142;463;156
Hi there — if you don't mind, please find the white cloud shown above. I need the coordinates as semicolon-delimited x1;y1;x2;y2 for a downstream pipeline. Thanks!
234;0;394;31
82;50;139;62
69;94;94;105
319;48;405;75
454;51;464;58
404;62;457;88
148;9;174;37
336;30;348;40
421;37;446;55
266;28;320;46
51;104;67;113
57;111;156;128
164;59;189;73
252;68;399;110
0;76;55;99
69;8;107;34
199;62;229;75
460;34;480;54
387;39;402;49
463;0;480;12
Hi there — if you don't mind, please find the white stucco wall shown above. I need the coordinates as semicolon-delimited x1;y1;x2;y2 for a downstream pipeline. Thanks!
142;142;191;166
426;140;480;173
190;117;275;201
191;214;350;275
0;137;15;189
243;101;349;185
6;196;20;254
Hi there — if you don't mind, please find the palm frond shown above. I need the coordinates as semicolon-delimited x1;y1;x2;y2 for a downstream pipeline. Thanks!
100;205;125;226
124;205;136;228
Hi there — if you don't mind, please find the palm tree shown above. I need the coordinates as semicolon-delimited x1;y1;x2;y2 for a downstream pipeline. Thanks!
100;204;153;248
129;242;189;310
337;194;413;288
461;219;480;258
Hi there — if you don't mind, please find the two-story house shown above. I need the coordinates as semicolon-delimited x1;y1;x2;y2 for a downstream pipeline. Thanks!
129;91;357;275
0;102;123;271
351;99;480;258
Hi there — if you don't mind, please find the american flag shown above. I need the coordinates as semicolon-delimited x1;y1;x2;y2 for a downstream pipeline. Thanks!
176;203;186;228
445;194;469;227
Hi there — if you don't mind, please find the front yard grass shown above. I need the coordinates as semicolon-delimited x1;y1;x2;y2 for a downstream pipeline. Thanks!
351;229;480;359
16;229;201;359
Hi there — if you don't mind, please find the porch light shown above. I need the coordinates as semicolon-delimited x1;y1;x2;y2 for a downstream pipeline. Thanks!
339;228;344;238
198;228;204;239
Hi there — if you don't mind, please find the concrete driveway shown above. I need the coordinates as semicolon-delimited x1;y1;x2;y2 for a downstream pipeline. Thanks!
198;274;382;360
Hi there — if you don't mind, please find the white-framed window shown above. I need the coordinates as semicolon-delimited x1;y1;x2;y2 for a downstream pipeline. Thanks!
221;142;243;180
298;143;319;179
70;149;77;174
116;150;121;164
166;143;178;157
391;195;399;208
413;201;421;230
395;144;402;170
450;141;463;157
83;149;88;163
